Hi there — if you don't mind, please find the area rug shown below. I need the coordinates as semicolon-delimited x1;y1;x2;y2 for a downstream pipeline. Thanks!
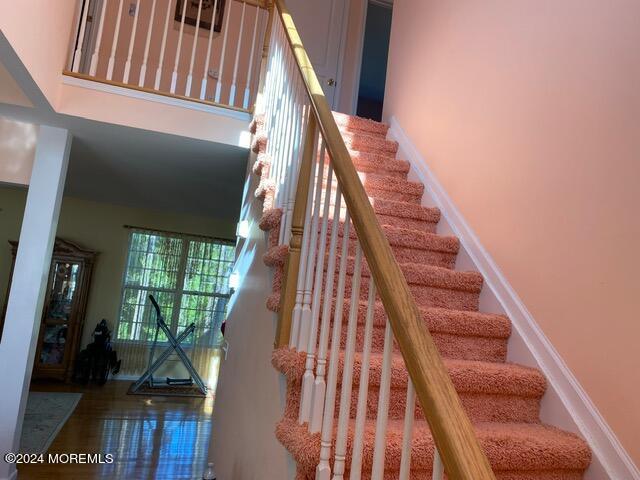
19;392;82;454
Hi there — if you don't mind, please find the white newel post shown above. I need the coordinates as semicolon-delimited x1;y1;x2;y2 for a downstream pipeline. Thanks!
0;126;71;480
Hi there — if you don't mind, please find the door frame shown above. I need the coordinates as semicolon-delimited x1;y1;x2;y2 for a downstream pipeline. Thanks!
349;0;393;114
331;0;352;110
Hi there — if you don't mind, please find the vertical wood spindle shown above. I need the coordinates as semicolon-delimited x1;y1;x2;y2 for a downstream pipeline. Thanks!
316;211;351;480
200;0;220;99
89;0;108;76
138;0;157;86
299;163;334;424
72;0;92;72
214;0;234;103
332;244;364;480
185;0;204;96
154;0;173;90
106;0;124;80
229;1;247;105
123;0;141;83
170;0;189;93
349;277;377;480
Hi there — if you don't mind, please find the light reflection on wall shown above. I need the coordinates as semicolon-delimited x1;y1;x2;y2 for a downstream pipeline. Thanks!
0;117;38;185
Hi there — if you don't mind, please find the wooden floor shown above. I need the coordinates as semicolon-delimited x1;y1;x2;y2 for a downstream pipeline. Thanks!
19;380;214;480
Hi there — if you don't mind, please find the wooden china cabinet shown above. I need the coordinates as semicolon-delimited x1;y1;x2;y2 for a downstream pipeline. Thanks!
0;238;98;382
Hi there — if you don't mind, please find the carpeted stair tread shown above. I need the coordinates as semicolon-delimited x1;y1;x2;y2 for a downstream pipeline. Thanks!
360;173;424;197
276;418;591;475
263;225;459;267
371;198;440;223
321;173;424;204
341;131;399;156
362;262;483;292
330;222;459;254
274;347;546;398
349;151;411;178
333;111;390;137
344;301;511;339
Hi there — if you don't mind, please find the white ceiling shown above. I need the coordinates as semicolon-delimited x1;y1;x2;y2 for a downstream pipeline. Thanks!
65;120;248;220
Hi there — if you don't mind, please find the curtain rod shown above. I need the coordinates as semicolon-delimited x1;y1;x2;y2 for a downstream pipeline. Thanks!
123;225;235;245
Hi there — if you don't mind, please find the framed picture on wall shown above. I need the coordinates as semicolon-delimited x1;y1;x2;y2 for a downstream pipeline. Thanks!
175;0;226;32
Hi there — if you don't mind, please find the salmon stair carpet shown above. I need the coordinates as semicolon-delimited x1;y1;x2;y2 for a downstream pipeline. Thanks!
250;112;592;479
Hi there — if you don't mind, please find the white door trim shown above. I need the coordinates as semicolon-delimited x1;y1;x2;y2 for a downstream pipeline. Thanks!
331;0;351;110
349;0;369;115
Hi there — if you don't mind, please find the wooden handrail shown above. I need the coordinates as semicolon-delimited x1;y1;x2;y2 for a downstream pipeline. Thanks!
273;1;497;478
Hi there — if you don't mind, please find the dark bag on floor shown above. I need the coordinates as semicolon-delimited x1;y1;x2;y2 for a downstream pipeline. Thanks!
73;319;121;385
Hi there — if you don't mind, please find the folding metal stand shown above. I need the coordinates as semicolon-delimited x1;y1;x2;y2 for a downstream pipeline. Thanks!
130;295;207;395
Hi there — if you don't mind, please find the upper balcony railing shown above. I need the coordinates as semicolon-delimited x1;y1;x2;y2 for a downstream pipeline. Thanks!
67;0;269;112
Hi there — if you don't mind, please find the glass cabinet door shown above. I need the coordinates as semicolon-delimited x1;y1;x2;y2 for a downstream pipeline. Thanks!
39;261;81;366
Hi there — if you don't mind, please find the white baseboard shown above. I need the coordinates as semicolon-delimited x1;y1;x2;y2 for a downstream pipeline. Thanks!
387;115;639;480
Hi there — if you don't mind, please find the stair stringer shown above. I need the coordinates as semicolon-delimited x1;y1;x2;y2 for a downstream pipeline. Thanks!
387;115;640;480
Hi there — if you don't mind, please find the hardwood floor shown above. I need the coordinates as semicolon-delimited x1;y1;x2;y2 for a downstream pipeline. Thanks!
19;380;214;480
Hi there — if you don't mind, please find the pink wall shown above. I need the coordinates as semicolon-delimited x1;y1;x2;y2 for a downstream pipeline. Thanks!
0;0;77;106
384;0;640;467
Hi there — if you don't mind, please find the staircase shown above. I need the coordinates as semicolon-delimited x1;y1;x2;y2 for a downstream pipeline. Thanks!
252;111;591;479
249;1;593;478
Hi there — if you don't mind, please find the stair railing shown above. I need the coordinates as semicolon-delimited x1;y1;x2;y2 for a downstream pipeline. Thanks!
67;0;269;111
256;1;497;478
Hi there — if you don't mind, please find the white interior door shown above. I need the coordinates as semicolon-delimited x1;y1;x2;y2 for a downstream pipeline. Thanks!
285;0;347;108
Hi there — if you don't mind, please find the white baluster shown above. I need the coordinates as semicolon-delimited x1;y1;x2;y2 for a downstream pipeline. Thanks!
296;141;326;353
185;0;204;96
399;380;416;480
263;26;285;139
154;0;173;90
277;73;300;241
243;6;262;109
200;0;220;99
273;56;295;215
89;0;108;76
261;26;281;133
171;0;189;93
138;0;157;86
72;0;91;72
432;448;444;480
371;322;393;480
299;164;334;424
106;0;125;80
332;244;364;480
316;211;351;480
289;135;319;348
281;81;305;245
214;0;234;103
309;183;342;433
228;1;247;105
123;0;141;83
349;277;377;480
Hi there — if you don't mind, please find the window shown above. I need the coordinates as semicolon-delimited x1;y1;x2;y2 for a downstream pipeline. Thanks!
116;229;235;347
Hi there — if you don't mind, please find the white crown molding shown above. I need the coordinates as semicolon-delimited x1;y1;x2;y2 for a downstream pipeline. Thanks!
386;115;640;480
